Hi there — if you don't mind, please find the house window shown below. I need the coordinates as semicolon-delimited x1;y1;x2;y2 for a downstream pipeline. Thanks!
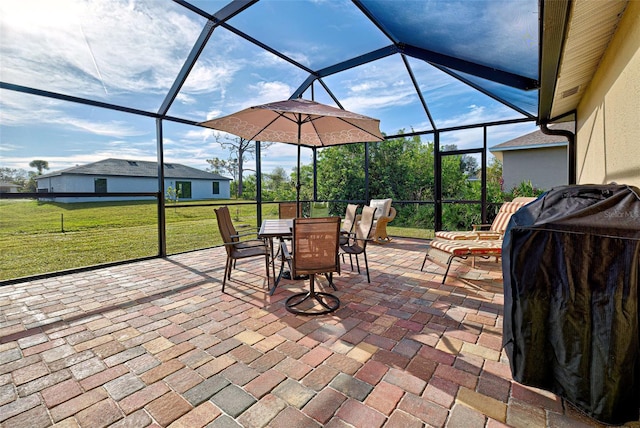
94;178;107;193
176;181;191;199
212;181;220;195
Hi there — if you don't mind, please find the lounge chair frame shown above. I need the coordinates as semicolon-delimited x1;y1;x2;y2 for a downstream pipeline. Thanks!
421;239;503;283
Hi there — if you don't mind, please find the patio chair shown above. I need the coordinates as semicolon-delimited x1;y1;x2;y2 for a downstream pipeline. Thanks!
421;238;503;284
339;203;359;245
215;206;270;292
279;202;303;219
435;197;537;241
340;205;376;283
366;198;396;244
281;216;341;315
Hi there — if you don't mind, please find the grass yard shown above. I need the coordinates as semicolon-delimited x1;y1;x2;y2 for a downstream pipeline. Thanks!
0;199;256;281
0;199;432;281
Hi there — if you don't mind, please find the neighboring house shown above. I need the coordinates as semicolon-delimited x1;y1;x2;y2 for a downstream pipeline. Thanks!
36;158;232;203
0;181;20;193
490;122;573;192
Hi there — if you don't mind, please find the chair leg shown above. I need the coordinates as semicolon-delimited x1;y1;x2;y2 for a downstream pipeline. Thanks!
264;254;270;285
421;243;432;271
222;256;231;292
363;251;370;283
227;257;233;280
441;255;455;284
355;254;361;274
324;272;337;290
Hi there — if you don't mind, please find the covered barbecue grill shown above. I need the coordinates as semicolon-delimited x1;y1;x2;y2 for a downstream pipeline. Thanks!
503;184;640;425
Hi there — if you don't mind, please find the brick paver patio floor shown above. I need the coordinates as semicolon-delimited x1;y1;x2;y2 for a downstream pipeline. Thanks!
0;237;618;427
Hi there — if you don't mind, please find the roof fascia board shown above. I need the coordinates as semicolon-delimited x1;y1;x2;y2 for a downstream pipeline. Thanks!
401;44;539;91
538;0;571;122
490;142;568;152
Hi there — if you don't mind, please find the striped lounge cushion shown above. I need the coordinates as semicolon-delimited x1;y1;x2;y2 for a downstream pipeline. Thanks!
435;231;501;240
431;239;503;257
488;200;533;234
435;198;536;241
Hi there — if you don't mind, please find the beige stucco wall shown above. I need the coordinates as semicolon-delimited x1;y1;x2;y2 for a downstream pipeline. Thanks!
576;0;640;187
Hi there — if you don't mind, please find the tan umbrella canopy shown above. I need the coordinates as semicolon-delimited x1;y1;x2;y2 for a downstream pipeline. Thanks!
200;98;384;216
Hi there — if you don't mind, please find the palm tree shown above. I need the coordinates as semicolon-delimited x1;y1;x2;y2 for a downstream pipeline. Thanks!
29;160;49;175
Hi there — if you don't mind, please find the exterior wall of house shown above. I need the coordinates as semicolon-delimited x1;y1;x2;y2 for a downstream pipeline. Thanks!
37;175;231;203
501;147;568;192
576;0;640;188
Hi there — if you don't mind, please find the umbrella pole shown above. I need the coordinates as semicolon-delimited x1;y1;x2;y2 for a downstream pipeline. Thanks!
296;119;302;218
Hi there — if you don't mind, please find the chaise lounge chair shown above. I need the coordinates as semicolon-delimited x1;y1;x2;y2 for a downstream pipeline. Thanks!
435;197;536;241
421;238;503;283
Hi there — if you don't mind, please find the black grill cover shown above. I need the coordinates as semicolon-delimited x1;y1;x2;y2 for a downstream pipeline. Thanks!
503;184;640;424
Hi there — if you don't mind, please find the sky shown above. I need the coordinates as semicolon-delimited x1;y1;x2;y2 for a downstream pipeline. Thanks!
0;0;540;179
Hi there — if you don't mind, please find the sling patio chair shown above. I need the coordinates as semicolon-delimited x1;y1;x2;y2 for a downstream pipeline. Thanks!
281;216;342;315
279;202;303;219
421;238;503;283
339;203;359;245
435;197;537;241
340;205;377;283
215;206;271;292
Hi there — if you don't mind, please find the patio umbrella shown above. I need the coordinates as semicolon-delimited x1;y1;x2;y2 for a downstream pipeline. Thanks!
199;98;384;217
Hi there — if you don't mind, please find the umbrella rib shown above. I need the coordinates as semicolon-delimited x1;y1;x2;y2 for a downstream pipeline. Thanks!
307;116;384;147
337;117;384;142
246;112;283;142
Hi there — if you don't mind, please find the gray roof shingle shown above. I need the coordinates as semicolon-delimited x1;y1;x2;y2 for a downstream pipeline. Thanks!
490;122;574;152
38;158;232;181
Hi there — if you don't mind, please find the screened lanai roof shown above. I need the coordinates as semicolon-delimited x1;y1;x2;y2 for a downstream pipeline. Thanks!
1;0;540;122
0;0;545;174
2;0;630;176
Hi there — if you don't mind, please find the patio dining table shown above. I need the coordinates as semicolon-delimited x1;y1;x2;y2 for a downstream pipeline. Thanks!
258;219;293;295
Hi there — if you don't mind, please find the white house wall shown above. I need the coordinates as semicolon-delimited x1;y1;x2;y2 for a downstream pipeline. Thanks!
37;175;230;203
502;147;568;192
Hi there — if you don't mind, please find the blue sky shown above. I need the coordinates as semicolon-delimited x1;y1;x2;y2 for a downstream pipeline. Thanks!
0;0;539;178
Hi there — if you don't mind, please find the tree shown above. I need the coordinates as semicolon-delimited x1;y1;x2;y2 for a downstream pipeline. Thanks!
0;167;29;191
206;134;273;199
262;167;294;201
29;160;49;175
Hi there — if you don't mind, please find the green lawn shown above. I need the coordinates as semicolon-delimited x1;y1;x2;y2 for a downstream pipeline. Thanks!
0;199;431;281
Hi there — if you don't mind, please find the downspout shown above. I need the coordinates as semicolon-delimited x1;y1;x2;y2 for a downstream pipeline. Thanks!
540;122;576;184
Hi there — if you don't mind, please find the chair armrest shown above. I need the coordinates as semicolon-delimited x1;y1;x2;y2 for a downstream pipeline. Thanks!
232;230;260;238
376;206;397;224
280;240;293;272
471;224;492;232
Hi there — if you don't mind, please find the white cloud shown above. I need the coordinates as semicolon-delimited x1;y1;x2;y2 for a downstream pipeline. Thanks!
241;81;294;108
0;0;204;98
175;93;196;105
0;90;147;138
